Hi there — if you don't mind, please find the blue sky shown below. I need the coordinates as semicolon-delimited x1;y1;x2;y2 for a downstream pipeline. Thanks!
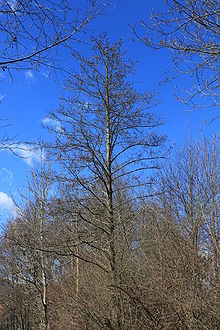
0;0;219;225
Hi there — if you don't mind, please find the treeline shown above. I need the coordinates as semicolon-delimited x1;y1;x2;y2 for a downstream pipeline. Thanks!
0;36;219;330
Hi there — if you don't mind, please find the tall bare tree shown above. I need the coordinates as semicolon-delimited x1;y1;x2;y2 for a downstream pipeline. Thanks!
44;34;166;329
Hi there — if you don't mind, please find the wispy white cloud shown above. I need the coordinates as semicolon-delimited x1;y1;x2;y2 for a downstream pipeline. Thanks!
42;117;63;133
42;71;49;78
0;192;13;211
0;168;13;186
0;94;5;102
6;143;45;166
25;70;34;80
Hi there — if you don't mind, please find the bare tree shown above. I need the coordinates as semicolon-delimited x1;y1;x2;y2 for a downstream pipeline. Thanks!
2;161;58;329
44;34;166;329
0;1;107;157
157;134;220;328
0;0;106;73
200;135;220;297
139;0;220;108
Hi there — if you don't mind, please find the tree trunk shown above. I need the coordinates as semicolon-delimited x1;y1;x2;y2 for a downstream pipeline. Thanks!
105;51;121;329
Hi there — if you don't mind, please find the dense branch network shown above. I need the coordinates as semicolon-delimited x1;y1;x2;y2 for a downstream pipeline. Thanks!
139;0;220;108
0;0;106;71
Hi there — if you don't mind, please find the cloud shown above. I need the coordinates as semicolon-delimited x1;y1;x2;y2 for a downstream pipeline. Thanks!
25;70;34;80
42;71;49;78
0;192;13;211
7;143;45;166
0;94;5;102
0;168;13;186
42;117;63;133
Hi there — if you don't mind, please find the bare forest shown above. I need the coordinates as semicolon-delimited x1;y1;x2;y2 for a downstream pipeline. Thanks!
0;1;219;329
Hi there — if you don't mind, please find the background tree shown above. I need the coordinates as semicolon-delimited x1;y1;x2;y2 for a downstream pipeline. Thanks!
0;1;107;155
0;135;219;329
0;162;59;329
139;0;220;108
0;0;106;72
156;134;220;328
